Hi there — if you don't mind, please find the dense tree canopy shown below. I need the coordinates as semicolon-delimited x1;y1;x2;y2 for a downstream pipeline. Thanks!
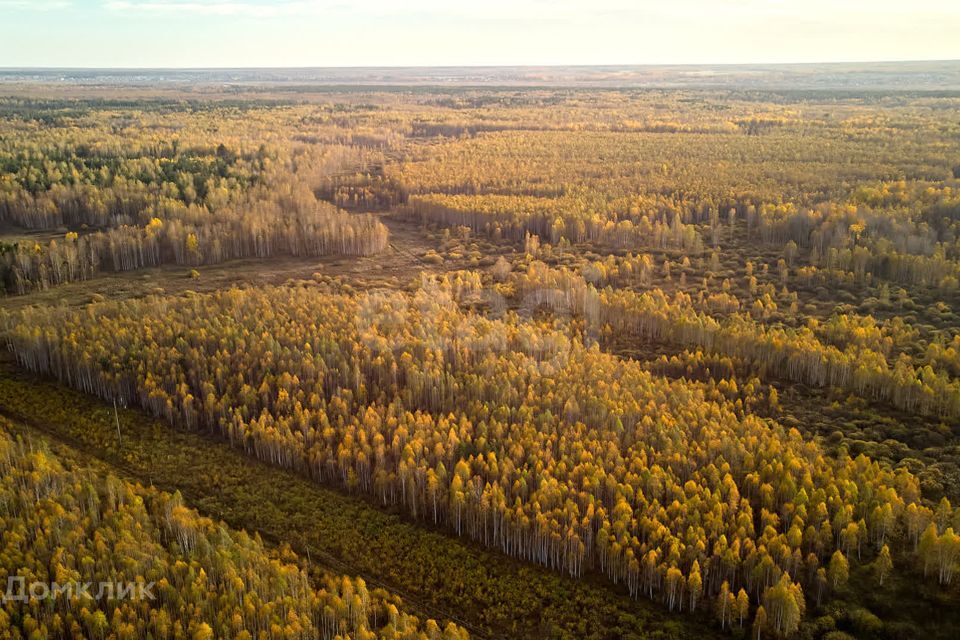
0;416;467;640
3;88;960;638
6;280;956;636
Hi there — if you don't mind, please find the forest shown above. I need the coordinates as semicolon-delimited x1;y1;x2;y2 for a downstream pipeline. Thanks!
0;81;959;639
0;414;467;639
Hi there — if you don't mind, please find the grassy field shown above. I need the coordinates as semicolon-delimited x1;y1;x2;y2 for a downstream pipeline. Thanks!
0;213;480;311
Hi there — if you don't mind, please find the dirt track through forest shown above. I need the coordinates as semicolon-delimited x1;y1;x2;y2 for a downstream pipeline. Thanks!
0;354;727;640
0;361;492;639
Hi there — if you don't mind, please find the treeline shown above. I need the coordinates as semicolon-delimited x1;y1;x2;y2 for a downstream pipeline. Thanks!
5;283;958;635
2;202;388;294
750;188;960;290
0;140;378;231
0;108;389;293
409;194;703;251
0;416;467;639
387;126;956;210
0;101;384;230
512;261;960;418
386;120;960;300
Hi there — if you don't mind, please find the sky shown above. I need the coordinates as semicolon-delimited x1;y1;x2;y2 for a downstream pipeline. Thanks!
1;0;959;68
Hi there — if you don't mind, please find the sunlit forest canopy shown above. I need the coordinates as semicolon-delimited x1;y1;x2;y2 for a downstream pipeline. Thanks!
1;71;960;639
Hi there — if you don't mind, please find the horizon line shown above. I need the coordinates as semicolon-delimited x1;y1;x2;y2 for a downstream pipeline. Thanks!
2;58;959;72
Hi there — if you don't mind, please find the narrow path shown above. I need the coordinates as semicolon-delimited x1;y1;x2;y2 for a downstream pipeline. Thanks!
0;364;490;639
0;359;724;640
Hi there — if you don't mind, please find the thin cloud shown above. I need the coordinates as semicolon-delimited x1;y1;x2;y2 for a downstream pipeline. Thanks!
85;0;960;25
0;0;72;8
100;0;653;21
102;1;339;18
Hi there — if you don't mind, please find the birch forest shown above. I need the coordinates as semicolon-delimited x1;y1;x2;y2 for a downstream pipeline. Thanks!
1;66;959;639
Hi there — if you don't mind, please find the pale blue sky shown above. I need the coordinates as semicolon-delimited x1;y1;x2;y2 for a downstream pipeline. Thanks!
1;0;958;68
